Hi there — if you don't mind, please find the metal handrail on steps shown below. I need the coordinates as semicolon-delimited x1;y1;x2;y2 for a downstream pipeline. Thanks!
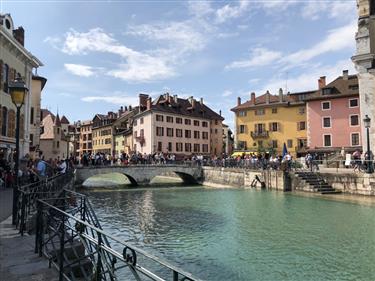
35;192;201;281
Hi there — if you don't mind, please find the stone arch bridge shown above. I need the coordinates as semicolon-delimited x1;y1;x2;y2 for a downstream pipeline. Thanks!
75;165;203;186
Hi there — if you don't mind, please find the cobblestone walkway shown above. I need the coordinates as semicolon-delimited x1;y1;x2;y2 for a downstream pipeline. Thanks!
0;216;59;281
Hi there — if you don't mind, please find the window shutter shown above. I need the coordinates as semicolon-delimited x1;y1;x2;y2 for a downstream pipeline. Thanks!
277;122;281;132
297;122;300;131
268;123;272;131
0;106;2;132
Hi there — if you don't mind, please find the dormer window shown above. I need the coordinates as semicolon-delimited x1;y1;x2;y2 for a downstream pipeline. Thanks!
322;88;333;95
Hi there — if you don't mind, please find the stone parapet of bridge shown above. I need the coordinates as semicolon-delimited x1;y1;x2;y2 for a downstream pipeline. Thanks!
75;165;203;186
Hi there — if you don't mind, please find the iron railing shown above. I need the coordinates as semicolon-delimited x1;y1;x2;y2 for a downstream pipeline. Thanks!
35;191;200;281
16;171;75;235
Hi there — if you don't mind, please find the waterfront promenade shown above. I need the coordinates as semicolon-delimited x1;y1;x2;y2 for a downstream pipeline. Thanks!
0;189;59;280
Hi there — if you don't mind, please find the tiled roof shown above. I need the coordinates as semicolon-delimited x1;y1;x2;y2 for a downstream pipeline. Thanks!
306;74;359;101
61;115;70;124
41;109;54;120
231;90;312;111
139;94;224;120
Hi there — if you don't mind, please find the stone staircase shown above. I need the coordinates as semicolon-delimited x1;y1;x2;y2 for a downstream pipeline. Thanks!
295;171;342;194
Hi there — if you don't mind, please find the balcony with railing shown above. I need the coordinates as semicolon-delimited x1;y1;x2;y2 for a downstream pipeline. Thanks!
251;131;269;139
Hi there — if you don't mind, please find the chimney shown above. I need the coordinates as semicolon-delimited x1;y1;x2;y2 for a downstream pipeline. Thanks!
173;94;178;103
343;70;349;80
192;98;196;108
265;91;270;104
129;105;132;111
124;106;128;111
146;97;152;110
237;97;241;106
139;93;149;108
318;76;326;89
251;92;255;104
279;88;283;102
219;110;222;116
200;97;203;104
165;92;170;101
13;27;25;46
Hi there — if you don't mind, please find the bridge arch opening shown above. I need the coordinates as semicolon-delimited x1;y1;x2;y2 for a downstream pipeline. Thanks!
82;172;138;188
148;171;198;185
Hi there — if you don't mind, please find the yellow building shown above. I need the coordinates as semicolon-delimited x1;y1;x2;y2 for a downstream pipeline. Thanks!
231;89;314;157
92;112;117;155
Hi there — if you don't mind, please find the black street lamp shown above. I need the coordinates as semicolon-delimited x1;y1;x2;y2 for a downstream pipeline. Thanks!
9;75;28;225
363;115;374;174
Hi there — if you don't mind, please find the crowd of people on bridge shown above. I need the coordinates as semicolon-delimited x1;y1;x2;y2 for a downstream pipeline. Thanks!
80;152;179;166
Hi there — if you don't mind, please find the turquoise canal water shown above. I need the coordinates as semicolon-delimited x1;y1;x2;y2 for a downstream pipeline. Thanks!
86;186;375;281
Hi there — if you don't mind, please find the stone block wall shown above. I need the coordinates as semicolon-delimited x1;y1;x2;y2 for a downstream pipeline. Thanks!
201;167;285;190
320;172;375;195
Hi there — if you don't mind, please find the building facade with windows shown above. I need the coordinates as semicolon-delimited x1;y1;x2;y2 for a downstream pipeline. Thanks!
40;112;68;160
0;13;43;160
78;120;93;157
306;71;362;154
232;89;313;157
92;112;118;155
29;75;47;158
112;107;136;156
132;93;224;157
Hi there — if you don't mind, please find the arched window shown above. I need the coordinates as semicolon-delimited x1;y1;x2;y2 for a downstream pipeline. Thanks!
1;107;8;136
7;109;15;138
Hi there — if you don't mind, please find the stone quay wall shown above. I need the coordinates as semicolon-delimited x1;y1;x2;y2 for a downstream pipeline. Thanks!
201;167;285;190
319;172;375;196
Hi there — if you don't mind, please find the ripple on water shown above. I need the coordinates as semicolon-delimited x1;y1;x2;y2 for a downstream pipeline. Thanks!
86;187;375;281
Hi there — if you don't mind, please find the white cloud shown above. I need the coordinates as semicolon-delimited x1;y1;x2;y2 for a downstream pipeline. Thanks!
187;0;214;17
64;63;100;77
226;47;282;69
81;94;139;105
281;21;356;65
215;0;250;23
58;28;176;83
227;21;356;71
126;21;207;54
43;36;61;49
222;90;233;97
302;1;355;21
255;59;356;95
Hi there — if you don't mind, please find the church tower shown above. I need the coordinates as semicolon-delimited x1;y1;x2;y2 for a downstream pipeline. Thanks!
352;0;375;153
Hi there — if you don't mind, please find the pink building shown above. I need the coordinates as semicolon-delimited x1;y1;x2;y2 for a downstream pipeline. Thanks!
307;70;361;155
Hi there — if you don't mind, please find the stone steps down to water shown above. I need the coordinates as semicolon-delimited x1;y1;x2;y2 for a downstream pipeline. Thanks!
46;235;93;278
295;172;342;195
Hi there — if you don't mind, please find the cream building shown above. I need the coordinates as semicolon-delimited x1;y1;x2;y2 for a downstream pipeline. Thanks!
112;107;136;156
0;13;43;160
40;112;68;160
352;0;375;153
133;93;224;157
29;75;47;158
78;120;93;157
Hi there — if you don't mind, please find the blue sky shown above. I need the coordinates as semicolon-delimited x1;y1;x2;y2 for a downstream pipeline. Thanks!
2;0;357;129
